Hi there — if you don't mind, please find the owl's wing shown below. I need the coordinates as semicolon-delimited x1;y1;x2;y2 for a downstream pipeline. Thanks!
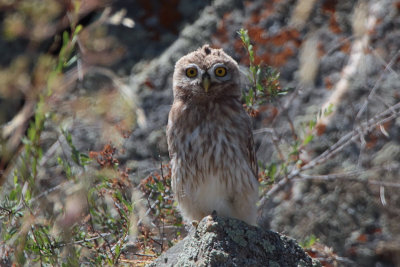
247;126;258;181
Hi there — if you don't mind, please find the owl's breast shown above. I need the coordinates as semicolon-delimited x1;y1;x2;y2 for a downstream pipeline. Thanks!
170;102;243;160
182;120;247;176
168;101;257;198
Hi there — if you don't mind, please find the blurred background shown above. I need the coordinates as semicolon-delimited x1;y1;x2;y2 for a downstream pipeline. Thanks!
0;0;399;266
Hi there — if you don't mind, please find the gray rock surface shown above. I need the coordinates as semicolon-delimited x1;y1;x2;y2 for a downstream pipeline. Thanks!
147;214;320;267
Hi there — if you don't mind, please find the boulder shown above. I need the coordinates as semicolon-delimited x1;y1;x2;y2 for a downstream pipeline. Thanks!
147;214;320;267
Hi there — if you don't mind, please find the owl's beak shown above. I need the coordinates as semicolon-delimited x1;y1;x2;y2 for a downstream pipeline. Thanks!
202;76;211;93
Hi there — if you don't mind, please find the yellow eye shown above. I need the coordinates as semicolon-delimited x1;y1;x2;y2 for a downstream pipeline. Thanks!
186;67;197;78
215;66;227;77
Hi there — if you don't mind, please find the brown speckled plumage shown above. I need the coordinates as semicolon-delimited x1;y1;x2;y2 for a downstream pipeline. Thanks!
166;45;258;225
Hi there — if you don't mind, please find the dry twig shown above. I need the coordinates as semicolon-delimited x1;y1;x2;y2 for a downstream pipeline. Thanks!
259;101;400;206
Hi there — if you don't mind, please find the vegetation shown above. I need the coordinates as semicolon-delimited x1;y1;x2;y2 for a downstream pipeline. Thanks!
238;28;292;116
0;1;181;265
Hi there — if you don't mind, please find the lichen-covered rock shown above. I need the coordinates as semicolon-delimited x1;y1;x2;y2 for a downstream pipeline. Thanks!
147;215;320;267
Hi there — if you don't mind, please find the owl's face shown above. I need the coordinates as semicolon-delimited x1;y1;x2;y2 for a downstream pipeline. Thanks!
173;45;241;102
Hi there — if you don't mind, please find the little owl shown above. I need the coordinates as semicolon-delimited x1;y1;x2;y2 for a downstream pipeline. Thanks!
166;45;258;225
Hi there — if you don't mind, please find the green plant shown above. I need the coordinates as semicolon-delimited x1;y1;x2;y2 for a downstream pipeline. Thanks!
300;234;318;249
0;1;182;263
237;29;339;194
238;28;292;115
140;166;184;249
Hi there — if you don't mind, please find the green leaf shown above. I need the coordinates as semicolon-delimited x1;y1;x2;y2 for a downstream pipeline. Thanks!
269;164;277;178
157;181;165;192
248;88;254;104
14;172;18;184
79;153;91;165
249;50;254;63
114;244;121;261
309;119;316;130
324;103;334;116
24;188;31;201
9;190;17;201
62;31;70;47
303;134;314;145
256;83;263;93
74;24;83;35
301;234;318;249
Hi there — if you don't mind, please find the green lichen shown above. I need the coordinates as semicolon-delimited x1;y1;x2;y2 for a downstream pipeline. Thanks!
262;239;276;254
210;249;229;262
269;260;281;267
224;226;248;247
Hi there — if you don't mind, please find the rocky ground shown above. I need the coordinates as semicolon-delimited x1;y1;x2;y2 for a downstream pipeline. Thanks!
148;214;320;267
1;0;400;266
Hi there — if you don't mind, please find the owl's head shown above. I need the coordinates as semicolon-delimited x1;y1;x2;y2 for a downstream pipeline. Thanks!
173;45;241;102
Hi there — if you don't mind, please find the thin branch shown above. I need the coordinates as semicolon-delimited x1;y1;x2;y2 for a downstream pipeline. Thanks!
270;128;286;161
370;47;400;77
277;100;298;141
253;128;274;135
296;171;361;180
355;50;400;121
254;127;286;161
131;253;157;257
31;226;44;267
380;186;387;206
259;101;400;205
58;233;112;247
300;101;400;173
293;175;400;189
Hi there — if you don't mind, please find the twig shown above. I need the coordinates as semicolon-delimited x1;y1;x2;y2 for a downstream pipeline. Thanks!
254;127;286;162
356;127;367;168
370;47;400;77
58;233;112;247
270;127;286;162
296;171;361;180
300;101;400;173
259;101;400;205
31;226;44;267
324;35;357;56
253;128;274;135
355;50;400;121
294;175;400;189
369;180;400;188
314;255;355;265
380;186;387;206
131;253;157;257
277;100;298;141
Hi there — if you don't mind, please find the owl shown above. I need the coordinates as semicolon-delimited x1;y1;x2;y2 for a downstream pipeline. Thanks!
166;45;259;226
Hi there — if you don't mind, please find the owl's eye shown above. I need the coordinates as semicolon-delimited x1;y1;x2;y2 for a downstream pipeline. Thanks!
186;67;198;78
214;66;227;77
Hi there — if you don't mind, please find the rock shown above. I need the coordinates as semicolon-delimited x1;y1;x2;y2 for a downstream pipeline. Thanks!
147;214;320;267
